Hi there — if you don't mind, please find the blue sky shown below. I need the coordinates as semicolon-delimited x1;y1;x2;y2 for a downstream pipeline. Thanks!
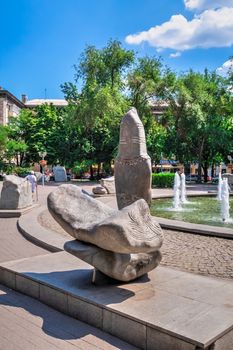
1;0;233;100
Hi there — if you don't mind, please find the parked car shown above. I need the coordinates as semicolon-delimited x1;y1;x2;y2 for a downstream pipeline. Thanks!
212;176;219;184
186;175;198;183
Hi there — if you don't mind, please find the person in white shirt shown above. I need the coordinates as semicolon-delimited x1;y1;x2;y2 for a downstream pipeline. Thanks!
26;171;37;199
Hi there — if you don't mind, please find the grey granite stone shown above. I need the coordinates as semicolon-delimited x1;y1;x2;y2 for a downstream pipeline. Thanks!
64;240;162;282
48;184;163;254
53;165;67;182
0;175;32;209
100;176;115;194
114;108;152;209
92;186;107;195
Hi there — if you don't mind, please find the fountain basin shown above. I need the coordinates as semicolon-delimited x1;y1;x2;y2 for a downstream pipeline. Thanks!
151;195;233;239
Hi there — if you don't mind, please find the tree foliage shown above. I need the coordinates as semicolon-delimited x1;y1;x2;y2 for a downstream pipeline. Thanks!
3;40;233;181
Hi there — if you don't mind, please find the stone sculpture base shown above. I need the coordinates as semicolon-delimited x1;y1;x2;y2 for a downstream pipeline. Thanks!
1;251;233;350
64;240;162;282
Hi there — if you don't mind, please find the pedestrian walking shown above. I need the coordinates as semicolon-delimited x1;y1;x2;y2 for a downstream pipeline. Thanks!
26;171;37;201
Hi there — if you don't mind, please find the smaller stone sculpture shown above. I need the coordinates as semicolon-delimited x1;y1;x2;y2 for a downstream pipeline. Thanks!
53;166;67;182
0;175;32;209
114;108;152;210
100;176;115;194
222;173;233;189
48;184;163;281
92;186;107;195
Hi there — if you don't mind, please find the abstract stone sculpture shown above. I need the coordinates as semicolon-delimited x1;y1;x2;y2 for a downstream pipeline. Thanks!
48;184;163;281
100;176;115;194
114;108;152;209
92;186;107;195
0;175;32;209
53;165;67;182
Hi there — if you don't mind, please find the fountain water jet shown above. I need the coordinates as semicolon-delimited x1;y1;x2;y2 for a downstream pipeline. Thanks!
218;172;223;201
173;172;181;209
221;178;230;222
180;173;187;203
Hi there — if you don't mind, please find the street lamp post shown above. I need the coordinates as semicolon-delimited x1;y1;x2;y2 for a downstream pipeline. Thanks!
39;151;47;186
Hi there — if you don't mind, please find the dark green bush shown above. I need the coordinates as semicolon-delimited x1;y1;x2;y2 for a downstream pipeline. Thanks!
152;172;175;188
12;166;31;177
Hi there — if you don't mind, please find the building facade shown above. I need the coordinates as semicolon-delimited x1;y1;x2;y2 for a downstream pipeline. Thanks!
0;88;68;126
0;89;25;125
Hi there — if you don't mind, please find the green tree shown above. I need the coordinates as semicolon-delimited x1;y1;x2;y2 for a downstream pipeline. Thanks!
163;69;232;181
127;56;174;163
61;40;135;177
7;105;68;166
0;125;8;155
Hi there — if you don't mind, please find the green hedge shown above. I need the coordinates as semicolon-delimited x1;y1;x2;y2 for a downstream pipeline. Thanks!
152;172;175;188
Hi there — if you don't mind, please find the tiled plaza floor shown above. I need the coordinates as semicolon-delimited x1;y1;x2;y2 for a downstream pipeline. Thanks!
0;181;138;349
0;181;232;349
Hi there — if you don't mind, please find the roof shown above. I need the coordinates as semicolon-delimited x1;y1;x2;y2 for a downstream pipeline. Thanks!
25;99;68;107
0;89;25;108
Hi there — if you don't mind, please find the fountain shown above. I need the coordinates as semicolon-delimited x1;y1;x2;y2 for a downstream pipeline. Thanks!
218;171;222;201
221;178;230;222
173;169;187;209
180;172;187;203
152;166;233;227
173;172;181;209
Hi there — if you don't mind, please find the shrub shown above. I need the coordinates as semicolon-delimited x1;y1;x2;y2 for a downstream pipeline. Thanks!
152;172;175;188
14;166;32;177
72;160;92;177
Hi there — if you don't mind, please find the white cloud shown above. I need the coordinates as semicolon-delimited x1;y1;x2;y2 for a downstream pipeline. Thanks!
184;0;233;10
216;59;233;75
170;52;181;58
125;7;233;51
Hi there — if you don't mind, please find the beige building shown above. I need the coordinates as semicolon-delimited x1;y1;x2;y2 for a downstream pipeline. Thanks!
25;99;68;108
0;89;25;125
0;87;68;125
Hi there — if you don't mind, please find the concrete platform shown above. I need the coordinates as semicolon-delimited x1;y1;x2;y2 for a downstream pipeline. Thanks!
0;203;40;218
1;251;233;350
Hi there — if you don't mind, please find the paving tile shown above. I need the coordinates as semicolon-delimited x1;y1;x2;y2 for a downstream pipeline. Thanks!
39;284;68;314
147;326;195;350
103;309;146;349
68;295;103;329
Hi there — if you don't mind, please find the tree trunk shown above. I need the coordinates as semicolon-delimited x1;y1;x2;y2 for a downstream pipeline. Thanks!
203;162;208;183
197;163;202;183
197;138;205;183
211;164;214;178
97;163;101;180
90;165;94;180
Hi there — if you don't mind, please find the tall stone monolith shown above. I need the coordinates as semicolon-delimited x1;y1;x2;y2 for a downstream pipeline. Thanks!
114;108;152;209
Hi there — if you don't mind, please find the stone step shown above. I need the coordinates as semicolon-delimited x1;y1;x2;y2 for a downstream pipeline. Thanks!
1;251;233;350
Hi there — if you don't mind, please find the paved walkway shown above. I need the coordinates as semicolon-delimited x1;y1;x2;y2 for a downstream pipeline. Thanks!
0;284;136;350
161;229;233;280
0;181;138;350
0;181;232;349
0;218;48;263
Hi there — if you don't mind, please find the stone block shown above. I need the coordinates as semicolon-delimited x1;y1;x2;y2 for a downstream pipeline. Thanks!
0;268;16;289
16;274;39;299
68;295;103;328
103;309;146;349
147;326;196;350
39;284;68;314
